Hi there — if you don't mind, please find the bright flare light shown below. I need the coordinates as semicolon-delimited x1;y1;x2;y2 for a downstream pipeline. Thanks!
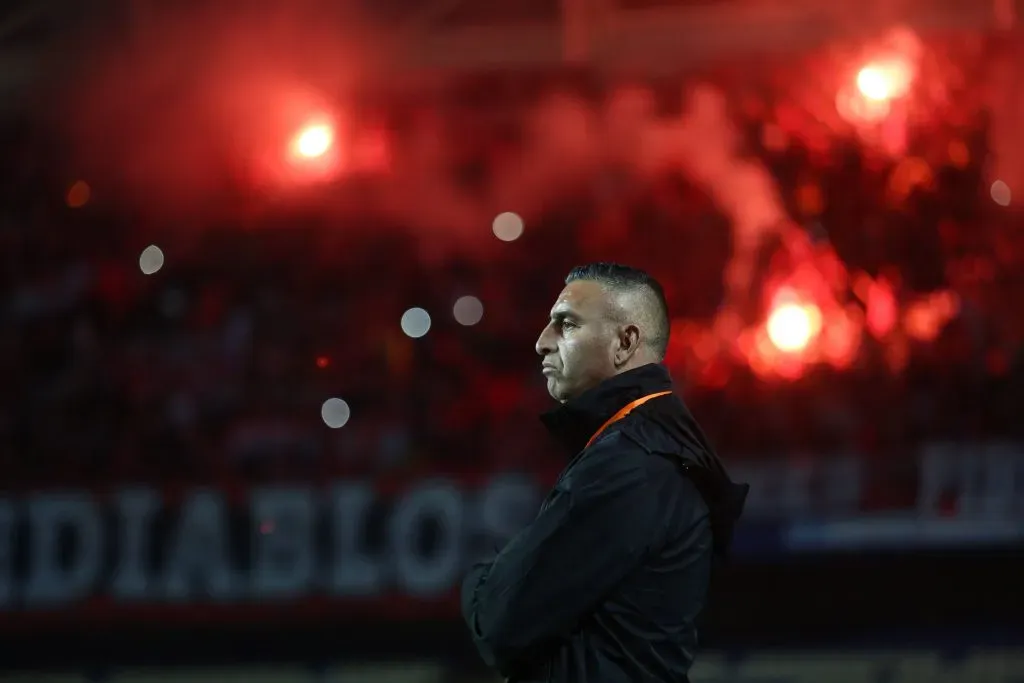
291;123;334;159
856;60;912;102
767;300;822;353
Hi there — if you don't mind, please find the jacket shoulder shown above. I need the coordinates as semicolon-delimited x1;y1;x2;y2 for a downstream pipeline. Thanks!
580;427;711;551
576;426;701;497
615;417;714;508
564;431;655;492
617;411;689;455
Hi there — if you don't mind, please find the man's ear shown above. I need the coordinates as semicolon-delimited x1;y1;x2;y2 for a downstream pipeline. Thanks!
614;324;641;366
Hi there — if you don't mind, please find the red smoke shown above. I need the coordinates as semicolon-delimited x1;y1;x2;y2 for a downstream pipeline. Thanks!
63;12;963;379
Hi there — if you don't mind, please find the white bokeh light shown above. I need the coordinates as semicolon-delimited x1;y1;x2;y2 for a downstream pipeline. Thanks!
139;245;165;275
401;307;432;338
492;212;524;241
321;398;351;428
453;295;484;326
991;180;1012;207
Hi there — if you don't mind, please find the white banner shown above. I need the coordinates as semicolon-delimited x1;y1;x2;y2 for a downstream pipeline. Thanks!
0;475;541;609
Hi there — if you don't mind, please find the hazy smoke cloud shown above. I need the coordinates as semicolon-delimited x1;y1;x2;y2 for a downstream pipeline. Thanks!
67;1;789;281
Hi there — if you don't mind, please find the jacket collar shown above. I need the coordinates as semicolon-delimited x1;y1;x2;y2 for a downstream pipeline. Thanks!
540;363;674;455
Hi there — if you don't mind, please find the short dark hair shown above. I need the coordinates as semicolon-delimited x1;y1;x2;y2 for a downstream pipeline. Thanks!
565;263;670;359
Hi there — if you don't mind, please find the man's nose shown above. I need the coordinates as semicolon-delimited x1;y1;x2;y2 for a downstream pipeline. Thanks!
535;326;555;357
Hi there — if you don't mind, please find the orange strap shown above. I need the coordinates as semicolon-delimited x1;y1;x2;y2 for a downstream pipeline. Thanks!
586;390;672;448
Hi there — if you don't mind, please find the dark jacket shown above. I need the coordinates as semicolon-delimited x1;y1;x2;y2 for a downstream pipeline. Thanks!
461;363;748;682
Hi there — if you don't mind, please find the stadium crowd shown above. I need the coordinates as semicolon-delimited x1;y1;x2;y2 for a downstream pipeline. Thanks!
1;47;1022;492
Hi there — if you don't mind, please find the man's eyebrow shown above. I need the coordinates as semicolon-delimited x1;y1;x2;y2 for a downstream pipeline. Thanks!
549;309;578;322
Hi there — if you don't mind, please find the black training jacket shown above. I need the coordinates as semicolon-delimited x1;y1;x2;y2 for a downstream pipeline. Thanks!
461;363;748;682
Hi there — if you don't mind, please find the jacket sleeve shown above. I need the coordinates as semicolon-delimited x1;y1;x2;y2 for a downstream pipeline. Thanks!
460;450;655;673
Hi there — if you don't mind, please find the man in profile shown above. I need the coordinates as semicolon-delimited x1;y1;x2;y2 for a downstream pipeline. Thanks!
461;263;748;682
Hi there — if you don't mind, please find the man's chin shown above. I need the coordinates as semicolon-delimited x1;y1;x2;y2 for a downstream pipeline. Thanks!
546;378;564;402
547;379;573;404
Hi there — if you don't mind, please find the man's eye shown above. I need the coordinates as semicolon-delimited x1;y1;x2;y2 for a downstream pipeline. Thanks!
561;320;576;330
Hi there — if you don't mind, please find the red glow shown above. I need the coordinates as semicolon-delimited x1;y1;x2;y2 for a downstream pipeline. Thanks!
66;180;91;208
725;237;862;381
856;60;913;102
279;114;342;182
235;83;346;189
290;123;334;160
767;294;822;353
837;50;917;127
864;277;898;339
904;291;960;342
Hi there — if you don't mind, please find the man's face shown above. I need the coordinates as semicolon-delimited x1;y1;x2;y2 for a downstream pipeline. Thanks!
535;280;620;403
